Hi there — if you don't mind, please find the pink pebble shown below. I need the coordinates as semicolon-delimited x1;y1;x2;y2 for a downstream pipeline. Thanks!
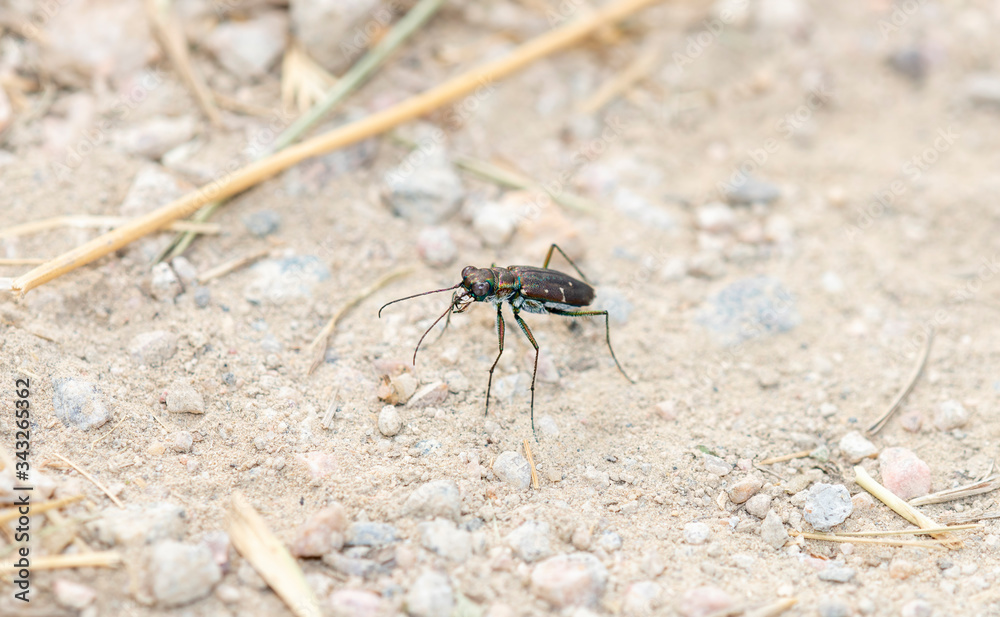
679;586;733;617
878;447;931;500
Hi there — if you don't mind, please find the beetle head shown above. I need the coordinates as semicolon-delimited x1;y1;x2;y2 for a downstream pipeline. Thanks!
460;266;496;301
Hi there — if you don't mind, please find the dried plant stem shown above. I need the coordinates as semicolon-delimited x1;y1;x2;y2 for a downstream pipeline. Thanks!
0;551;121;574
0;495;83;525
834;524;980;536
11;0;662;295
51;453;125;509
227;492;321;617
196;248;272;284
758;449;813;465
745;598;799;617
0;215;219;239
867;327;933;435
306;266;414;374
577;41;659;113
909;474;1000;507
854;465;962;549
523;439;540;489
790;530;947;549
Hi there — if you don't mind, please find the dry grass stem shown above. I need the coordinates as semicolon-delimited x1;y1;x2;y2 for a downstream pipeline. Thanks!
281;41;337;113
909;474;1000;507
306;266;413;374
227;492;322;617
0;495;83;525
867;327;933;435
196;249;272;284
0;259;45;266
52;453;125;509
833;524;980;536
577;42;659;113
758;449;813;465
0;215;220;239
145;0;222;126
0;551;121;574
11;0;662;295
745;598;799;617
854;465;962;549
523;439;540;489
790;530;947;549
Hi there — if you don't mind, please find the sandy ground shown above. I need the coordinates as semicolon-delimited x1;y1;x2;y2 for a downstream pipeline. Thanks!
3;1;1000;616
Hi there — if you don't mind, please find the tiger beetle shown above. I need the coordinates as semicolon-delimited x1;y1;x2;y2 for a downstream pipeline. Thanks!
378;244;634;434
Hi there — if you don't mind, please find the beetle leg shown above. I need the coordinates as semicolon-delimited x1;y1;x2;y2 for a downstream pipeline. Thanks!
548;308;634;384
511;307;541;436
542;243;592;284
484;303;505;417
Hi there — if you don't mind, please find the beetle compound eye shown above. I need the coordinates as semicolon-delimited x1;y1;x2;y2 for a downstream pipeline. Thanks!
472;282;490;297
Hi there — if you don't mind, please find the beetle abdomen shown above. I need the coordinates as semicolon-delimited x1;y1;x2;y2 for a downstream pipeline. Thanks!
510;266;594;307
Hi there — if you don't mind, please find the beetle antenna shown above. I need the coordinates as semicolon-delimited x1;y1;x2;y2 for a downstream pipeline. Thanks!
378;283;462;318
412;294;463;364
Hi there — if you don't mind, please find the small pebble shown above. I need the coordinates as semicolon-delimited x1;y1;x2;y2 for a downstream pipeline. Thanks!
170;256;197;283
408;382;449;408
803;483;853;531
839;431;878;463
117;116;197;160
472;202;517;247
128;330;178;366
597;530;622;552
52;378;111;431
242;209;282;237
417;227;458;266
703;454;730;476
384;146;465;223
493;451;532;490
377;405;402;437
654;400;678;420
582;466;610;488
571;525;592;550
744;493;772;519
166;382;206;414
505;521;551;562
851;493;875;511
204;11;288;80
696;202;737;232
817;566;855;583
193;286;211;308
888;48;928;82
933;400;969;431
760;511;789;549
85;503;187;547
964;73;1000;106
530;553;608;608
53;579;97;609
900;599;933;617
170;431;193;453
727;475;763;504
328;589;386;617
697;276;799;346
150;262;183;302
683;522;711;545
139;540;221;607
291;503;347;557
411;439;442;457
722;175;781;205
879;447;931;500
757;367;780;388
401;479;461;521
900;410;922;432
344;522;398;547
623;581;661;614
679;586;733;617
536;415;559;437
405;570;454;617
390;373;418;404
419;518;472;562
817;598;850;617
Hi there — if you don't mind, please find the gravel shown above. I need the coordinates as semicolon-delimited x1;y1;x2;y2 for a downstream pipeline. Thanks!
343;522;398;547
934;399;970;431
401;479;461;521
879;447;932;500
505;520;552;562
803;483;853;531
683;522;711;545
405;570;454;617
139;540;221;607
52;378;111;431
165;382;205;414
377;405;402;437
128;330;178;366
839;431;879;462
530;553;608;608
290;504;347;557
418;518;472;562
493;451;532;490
760;511;789;549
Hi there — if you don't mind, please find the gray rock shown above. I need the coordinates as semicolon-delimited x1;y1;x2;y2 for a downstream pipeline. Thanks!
536;415;559;437
344;522;397;547
744;493;772;519
52;579;96;609
697;276;800;346
803;483;853;531
505;521;551;562
683;522;711;545
472;202;517;247
165;382;205;414
839;431;878;463
52;378;111;431
401;479;461;521
128;330;178;366
597;530;622;552
722;175;781;205
582;465;610;488
818;598;851;617
622;580;661;615
818;565;856;583
377;405;402;437
204;11;288;80
696;202;737;232
244;256;330;305
418;518;471;561
117;116;197;159
933;400;969;431
86;503;187;547
140;540;221;607
405;570;454;617
383;146;464;224
150;263;182;302
530;553;608;608
170;431;193;453
760;510;788;549
493;451;531;490
193;286;211;308
322;552;379;578
169;256;198;283
120;164;190;218
703;454;730;476
410;439;442;456
416;226;458;267
242;209;282;237
965;73;1000;106
289;0;383;74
